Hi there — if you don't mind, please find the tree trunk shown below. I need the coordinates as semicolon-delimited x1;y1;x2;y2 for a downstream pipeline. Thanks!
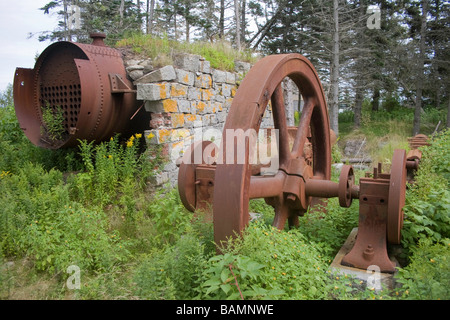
174;14;178;40
146;0;155;35
372;88;380;111
329;0;340;136
234;0;241;50
119;0;125;28
353;0;366;129
63;0;71;41
241;0;246;45
354;85;363;128
186;19;190;42
413;0;428;136
219;0;225;39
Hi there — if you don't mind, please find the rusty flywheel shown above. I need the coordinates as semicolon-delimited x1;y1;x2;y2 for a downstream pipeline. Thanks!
212;53;332;245
178;53;409;273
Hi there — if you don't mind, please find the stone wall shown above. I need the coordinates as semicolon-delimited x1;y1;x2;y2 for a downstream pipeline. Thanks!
124;53;300;187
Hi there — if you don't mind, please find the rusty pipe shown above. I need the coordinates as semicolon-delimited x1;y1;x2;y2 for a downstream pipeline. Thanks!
304;178;340;199
249;172;286;199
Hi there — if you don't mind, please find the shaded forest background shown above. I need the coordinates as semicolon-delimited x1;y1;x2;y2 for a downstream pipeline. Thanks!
35;0;450;137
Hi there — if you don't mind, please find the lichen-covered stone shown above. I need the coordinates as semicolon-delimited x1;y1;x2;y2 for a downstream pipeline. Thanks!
137;83;171;101
134;65;176;84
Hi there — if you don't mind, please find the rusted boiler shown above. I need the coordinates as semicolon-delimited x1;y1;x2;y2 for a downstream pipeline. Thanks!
13;33;148;149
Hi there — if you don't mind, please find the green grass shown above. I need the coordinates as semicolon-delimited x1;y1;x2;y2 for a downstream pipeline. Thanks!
1;86;449;300
115;33;257;71
337;98;447;166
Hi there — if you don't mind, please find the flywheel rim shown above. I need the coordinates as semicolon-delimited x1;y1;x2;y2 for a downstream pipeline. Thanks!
213;53;332;247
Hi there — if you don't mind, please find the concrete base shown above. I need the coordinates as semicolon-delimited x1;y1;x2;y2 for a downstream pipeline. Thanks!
329;228;398;292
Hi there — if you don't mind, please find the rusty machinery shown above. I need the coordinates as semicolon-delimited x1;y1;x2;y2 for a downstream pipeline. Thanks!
406;134;430;183
13;33;149;149
13;35;412;273
178;53;408;273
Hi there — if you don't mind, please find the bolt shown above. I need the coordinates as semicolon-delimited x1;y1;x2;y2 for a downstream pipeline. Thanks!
363;244;374;261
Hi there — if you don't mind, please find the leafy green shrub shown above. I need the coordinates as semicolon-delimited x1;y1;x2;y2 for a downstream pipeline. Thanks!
71;134;152;210
40;104;65;142
146;188;194;245
198;221;337;300
20;204;131;275
419;129;450;184
381;94;401;112
134;234;208;299
338;110;354;123
395;238;449;300
0;162;67;256
0;162;130;275
403;188;450;247
297;199;359;259
402;129;450;250
0;101;81;173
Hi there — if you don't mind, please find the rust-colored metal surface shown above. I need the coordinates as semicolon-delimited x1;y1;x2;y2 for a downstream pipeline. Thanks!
212;53;332;247
341;150;407;273
387;149;407;244
178;140;217;221
408;134;430;149
405;134;430;183
176;53;410;271
13;33;146;149
406;148;422;183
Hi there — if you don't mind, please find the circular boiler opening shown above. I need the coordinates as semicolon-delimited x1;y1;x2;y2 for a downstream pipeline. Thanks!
36;42;88;148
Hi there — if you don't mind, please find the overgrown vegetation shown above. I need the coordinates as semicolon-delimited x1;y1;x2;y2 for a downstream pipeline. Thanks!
0;85;449;300
338;98;447;165
40;104;65;143
115;33;257;71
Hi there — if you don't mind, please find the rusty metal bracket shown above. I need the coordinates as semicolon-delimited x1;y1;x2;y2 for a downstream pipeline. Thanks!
109;73;136;94
341;149;406;273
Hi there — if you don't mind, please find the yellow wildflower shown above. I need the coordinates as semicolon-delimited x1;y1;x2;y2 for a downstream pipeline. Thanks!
127;139;133;148
135;133;142;139
1;171;10;178
147;133;155;139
